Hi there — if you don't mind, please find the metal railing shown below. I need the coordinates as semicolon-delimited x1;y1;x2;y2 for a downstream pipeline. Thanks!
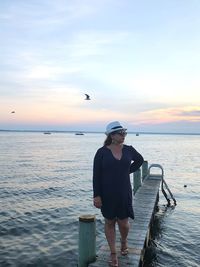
148;164;177;206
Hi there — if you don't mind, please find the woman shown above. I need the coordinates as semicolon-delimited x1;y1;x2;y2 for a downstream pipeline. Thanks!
93;121;144;267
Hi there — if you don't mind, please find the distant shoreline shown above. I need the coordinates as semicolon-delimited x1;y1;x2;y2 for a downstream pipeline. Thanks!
0;129;199;136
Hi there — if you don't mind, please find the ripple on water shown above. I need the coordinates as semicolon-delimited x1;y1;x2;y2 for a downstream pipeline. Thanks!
1;133;200;266
0;207;80;267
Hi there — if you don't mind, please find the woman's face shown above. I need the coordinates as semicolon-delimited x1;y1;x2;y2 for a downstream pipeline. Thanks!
111;130;127;144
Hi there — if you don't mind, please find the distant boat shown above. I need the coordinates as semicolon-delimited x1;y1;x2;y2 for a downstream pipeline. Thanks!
75;132;84;135
136;133;139;136
43;132;51;135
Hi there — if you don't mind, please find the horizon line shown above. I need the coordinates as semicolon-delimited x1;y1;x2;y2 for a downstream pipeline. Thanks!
0;129;200;136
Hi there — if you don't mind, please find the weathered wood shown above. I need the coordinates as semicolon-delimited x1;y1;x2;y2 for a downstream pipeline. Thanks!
88;176;162;267
142;160;148;180
133;168;141;194
78;215;96;267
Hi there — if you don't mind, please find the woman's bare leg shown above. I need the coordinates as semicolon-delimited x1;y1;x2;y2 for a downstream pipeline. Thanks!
117;218;129;241
117;218;129;254
105;218;117;253
105;218;118;265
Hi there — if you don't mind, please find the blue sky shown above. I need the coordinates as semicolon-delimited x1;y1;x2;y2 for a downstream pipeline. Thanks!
0;0;200;133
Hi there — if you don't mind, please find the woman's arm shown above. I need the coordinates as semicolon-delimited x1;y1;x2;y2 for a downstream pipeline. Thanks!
93;149;102;198
129;146;144;173
93;149;103;208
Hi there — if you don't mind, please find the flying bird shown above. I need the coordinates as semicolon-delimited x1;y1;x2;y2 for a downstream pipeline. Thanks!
11;111;15;113
84;94;91;100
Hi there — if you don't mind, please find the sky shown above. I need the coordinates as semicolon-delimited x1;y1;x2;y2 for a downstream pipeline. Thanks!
0;0;200;133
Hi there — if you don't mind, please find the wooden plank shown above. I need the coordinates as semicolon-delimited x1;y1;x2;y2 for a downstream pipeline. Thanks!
88;176;162;267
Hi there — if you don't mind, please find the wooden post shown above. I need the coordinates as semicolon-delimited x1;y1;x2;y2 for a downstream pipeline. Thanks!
142;161;148;180
78;215;96;267
133;168;141;194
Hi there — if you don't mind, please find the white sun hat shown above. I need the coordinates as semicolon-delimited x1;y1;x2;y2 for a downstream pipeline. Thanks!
105;121;127;135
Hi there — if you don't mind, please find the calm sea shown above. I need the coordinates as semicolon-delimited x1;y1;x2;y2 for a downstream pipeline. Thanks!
0;132;199;267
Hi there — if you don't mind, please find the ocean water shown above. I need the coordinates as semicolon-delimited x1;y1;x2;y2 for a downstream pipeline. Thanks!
0;132;199;267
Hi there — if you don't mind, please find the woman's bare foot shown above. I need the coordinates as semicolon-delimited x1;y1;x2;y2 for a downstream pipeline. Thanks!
121;239;129;256
108;252;118;267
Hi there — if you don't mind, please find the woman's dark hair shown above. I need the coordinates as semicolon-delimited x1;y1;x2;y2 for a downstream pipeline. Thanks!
104;134;112;146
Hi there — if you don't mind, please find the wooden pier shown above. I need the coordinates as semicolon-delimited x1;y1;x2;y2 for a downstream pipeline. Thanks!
87;163;162;267
78;161;164;267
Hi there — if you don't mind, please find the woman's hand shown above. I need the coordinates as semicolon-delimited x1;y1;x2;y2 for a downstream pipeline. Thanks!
93;196;102;209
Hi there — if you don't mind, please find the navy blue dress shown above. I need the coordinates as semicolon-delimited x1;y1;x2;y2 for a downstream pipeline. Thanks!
93;145;144;220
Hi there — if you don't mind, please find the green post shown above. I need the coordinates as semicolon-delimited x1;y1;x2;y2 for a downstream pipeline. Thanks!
142;161;148;180
78;215;96;267
133;168;141;194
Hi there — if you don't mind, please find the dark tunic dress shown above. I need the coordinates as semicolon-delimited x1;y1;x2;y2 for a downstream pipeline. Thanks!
93;145;144;220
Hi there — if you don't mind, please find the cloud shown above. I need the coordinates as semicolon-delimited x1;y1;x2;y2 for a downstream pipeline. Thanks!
176;108;200;119
67;30;128;60
128;106;200;126
1;0;200;133
25;65;80;80
0;0;111;29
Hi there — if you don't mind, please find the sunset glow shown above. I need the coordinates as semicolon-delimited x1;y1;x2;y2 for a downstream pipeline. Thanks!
1;1;200;133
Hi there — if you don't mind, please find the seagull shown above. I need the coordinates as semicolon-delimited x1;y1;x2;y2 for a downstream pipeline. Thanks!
11;111;15;113
84;94;91;100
